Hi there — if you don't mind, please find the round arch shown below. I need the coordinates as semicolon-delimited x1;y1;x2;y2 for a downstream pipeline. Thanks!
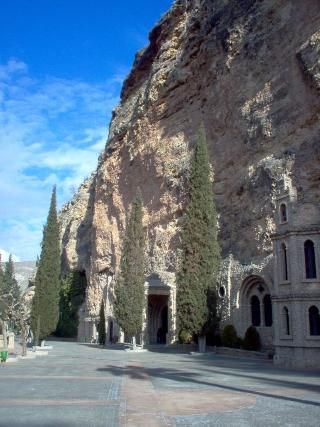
239;275;271;307
238;275;273;349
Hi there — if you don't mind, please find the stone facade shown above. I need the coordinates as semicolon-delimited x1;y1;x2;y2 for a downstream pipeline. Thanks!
77;272;177;346
215;184;320;368
218;256;274;351
272;189;320;368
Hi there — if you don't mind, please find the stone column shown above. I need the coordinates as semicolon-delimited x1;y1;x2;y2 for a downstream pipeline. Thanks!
141;302;147;347
167;286;176;344
119;330;125;343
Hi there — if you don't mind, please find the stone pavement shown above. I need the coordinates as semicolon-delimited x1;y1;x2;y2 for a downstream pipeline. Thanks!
0;341;320;426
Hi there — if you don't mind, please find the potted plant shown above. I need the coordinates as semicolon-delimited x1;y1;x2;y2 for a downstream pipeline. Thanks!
0;350;8;362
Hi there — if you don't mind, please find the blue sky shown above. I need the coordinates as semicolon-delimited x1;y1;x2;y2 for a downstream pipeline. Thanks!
0;0;173;261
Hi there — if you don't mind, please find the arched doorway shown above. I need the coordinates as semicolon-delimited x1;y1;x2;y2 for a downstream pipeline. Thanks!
147;294;168;344
239;275;273;349
146;274;171;345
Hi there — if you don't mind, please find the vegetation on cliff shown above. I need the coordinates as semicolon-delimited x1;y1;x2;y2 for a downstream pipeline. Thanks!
114;192;145;341
177;128;220;340
31;186;61;342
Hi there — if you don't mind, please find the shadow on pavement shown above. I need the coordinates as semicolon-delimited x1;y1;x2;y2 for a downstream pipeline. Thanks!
2;423;75;427
96;364;320;408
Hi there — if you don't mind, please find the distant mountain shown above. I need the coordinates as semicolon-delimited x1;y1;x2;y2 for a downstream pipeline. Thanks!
14;261;37;290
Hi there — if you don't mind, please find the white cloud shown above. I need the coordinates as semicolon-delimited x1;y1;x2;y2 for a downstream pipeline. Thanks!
0;248;20;263
0;58;28;81
0;59;124;261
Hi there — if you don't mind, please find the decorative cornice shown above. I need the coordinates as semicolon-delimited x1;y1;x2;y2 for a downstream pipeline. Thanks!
272;293;320;300
271;226;320;240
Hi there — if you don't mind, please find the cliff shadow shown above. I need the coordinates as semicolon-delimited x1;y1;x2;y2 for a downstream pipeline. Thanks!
74;176;96;272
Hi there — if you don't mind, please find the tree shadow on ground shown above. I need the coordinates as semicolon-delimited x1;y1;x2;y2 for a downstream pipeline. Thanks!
183;362;320;388
0;423;75;427
96;364;320;407
79;343;128;351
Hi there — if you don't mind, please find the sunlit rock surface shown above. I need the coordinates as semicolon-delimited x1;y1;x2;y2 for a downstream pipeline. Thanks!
60;0;320;316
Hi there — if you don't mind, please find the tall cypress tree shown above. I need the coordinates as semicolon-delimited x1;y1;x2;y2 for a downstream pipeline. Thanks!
31;186;61;342
177;127;220;339
0;261;4;296
0;255;21;333
3;255;21;305
114;192;145;341
98;299;106;345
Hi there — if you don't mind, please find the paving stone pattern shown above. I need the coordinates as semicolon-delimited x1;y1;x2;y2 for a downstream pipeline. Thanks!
0;341;319;426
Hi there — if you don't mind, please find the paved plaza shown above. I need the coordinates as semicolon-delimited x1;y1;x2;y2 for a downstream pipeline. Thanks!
0;341;320;426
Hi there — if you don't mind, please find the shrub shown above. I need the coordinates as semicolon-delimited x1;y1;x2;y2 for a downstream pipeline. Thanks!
179;329;192;344
243;326;261;351
221;324;239;348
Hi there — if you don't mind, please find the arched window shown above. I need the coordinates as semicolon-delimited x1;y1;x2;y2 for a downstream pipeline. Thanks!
280;203;287;223
281;243;288;281
251;295;261;327
263;295;273;327
304;240;317;279
309;306;320;336
282;306;290;335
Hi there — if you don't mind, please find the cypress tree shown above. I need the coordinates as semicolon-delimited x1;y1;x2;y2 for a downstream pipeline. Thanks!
0;255;21;331
98;299;106;345
31;186;61;342
3;255;21;306
176;127;220;339
114;192;145;341
0;261;7;343
0;262;4;297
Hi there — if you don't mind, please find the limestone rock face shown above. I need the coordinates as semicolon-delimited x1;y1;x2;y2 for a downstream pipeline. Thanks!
60;0;320;316
297;30;320;91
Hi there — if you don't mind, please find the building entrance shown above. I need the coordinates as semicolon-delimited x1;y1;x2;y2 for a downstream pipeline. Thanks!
148;294;168;344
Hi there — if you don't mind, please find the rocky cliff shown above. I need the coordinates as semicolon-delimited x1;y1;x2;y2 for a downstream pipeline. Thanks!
60;0;320;316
